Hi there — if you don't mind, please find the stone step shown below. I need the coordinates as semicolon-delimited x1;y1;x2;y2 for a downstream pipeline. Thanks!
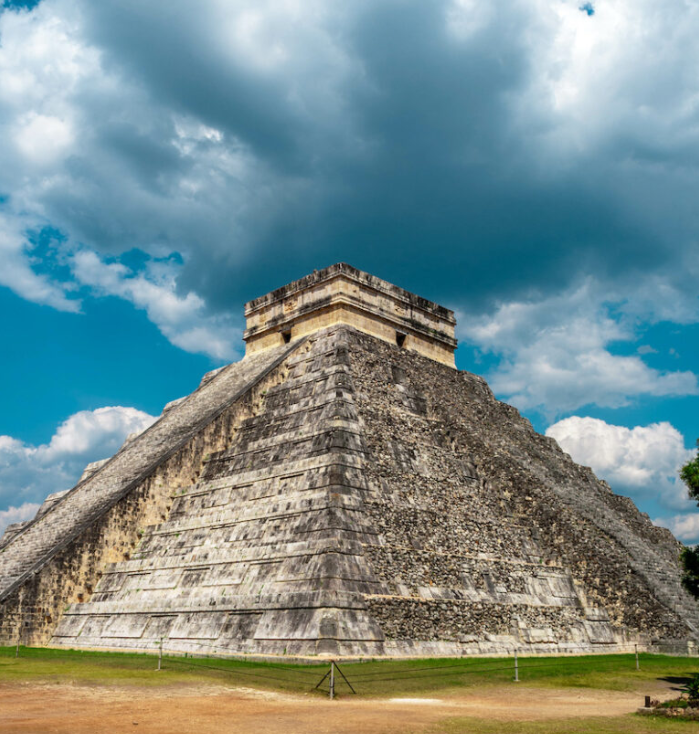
0;341;302;602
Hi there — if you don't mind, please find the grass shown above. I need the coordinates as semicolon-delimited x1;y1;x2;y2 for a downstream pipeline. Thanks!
422;714;699;733
0;645;325;692
1;647;697;700
336;653;699;698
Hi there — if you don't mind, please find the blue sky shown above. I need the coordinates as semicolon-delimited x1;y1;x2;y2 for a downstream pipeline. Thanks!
0;0;698;541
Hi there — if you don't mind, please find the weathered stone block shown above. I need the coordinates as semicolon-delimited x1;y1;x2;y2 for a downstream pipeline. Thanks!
1;266;697;657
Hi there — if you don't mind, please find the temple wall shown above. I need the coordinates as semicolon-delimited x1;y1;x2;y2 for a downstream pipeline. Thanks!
2;261;697;658
244;263;457;367
245;302;455;366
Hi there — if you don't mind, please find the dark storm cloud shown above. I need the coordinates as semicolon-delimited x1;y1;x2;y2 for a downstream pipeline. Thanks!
71;0;687;314
79;0;347;171
2;0;698;330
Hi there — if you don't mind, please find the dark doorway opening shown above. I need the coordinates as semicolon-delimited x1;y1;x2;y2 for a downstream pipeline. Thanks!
396;332;407;348
282;330;292;344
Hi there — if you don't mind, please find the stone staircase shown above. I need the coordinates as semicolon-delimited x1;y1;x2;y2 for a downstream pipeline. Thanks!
0;340;301;603
52;328;385;655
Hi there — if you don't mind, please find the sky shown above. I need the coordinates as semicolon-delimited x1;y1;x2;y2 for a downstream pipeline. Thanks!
0;0;698;541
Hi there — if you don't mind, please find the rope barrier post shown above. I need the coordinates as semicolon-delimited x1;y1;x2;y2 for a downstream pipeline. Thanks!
514;649;519;682
15;614;21;658
635;644;639;671
157;638;163;671
329;661;335;700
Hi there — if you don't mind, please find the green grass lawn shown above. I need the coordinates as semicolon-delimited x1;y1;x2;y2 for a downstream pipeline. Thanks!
0;645;325;692
336;652;699;698
1;646;697;700
421;715;698;733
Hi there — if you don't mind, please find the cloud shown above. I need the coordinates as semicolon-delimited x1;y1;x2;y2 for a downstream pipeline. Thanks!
546;416;693;501
656;514;699;544
0;406;157;514
0;502;41;538
1;0;699;367
14;112;74;163
459;281;698;416
637;345;657;355
546;416;699;541
0;211;79;312
71;250;240;360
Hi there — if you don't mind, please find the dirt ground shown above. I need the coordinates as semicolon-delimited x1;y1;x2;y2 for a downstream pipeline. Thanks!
0;680;672;734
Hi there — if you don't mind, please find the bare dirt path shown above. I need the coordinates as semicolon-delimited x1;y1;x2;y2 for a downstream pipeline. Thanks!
0;681;667;734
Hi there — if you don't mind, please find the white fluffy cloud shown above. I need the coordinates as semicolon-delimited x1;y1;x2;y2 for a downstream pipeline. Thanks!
459;281;698;416
546;416;699;542
0;0;283;357
520;0;699;163
0;406;157;525
71;250;240;360
0;211;78;312
14;112;74;164
657;514;699;544
0;502;41;538
546;416;693;503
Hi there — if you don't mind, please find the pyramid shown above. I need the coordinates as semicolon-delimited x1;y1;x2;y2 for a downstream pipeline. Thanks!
1;263;698;657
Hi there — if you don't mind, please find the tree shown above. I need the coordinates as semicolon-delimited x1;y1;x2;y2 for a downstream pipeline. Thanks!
681;440;699;501
680;440;699;599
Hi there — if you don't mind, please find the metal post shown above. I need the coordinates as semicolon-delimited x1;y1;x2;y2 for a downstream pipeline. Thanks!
635;644;639;671
514;649;519;682
15;615;21;658
330;661;335;700
157;638;163;671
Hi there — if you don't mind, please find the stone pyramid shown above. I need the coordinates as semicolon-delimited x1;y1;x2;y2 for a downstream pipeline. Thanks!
1;263;698;657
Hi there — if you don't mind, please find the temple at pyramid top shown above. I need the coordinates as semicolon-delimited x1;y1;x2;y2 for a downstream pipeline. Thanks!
243;262;458;366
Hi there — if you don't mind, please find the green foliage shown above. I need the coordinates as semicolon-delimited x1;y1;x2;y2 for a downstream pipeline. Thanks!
680;440;699;501
680;547;699;598
681;672;699;699
679;441;699;599
656;697;688;708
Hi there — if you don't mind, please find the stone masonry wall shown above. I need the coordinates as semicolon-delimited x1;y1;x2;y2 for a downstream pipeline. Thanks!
4;325;697;656
50;329;386;657
346;328;698;648
0;342;300;645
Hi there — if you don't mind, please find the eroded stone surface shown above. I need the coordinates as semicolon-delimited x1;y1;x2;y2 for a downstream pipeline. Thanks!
2;265;698;657
42;327;699;656
0;341;299;644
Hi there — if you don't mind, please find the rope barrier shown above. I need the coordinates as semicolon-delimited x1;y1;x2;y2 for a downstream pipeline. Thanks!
5;644;321;677
346;661;518;678
164;655;314;684
5;643;688;701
